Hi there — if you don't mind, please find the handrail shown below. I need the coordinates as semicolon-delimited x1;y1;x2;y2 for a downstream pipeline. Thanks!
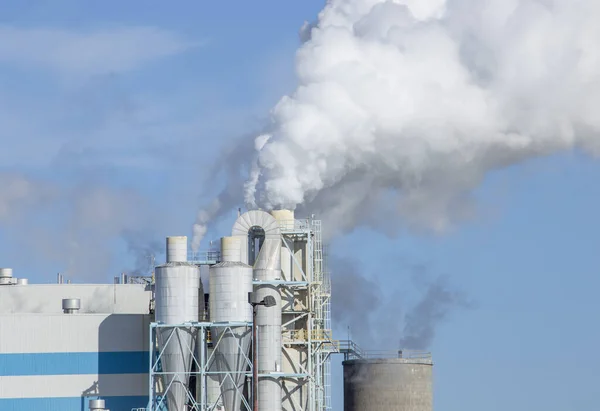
336;340;432;361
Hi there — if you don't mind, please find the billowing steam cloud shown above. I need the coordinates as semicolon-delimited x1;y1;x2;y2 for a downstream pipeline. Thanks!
215;0;598;243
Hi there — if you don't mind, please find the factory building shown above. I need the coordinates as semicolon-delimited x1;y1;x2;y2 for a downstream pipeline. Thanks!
0;270;153;410
0;210;433;411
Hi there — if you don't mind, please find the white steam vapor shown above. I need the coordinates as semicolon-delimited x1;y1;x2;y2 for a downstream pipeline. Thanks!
235;0;600;236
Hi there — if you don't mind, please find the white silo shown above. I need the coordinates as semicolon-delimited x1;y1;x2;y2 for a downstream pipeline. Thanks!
166;236;188;262
209;256;253;411
155;236;201;411
232;210;282;411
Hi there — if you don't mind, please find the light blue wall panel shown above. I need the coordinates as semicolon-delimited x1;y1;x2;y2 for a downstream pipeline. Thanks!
0;352;149;376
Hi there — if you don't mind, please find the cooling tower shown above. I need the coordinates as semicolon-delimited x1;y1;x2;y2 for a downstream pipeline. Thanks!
209;260;253;411
343;357;433;411
155;236;201;411
232;210;282;411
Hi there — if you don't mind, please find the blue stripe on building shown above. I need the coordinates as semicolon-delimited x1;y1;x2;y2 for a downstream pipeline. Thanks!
0;352;149;376
0;395;148;411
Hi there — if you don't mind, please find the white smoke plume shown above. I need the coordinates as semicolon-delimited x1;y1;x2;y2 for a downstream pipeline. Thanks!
237;0;600;237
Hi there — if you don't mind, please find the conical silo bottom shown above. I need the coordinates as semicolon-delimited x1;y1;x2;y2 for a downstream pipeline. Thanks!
211;326;252;411
157;327;197;411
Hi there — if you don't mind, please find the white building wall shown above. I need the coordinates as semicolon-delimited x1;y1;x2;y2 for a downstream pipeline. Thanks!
0;314;150;353
0;284;152;314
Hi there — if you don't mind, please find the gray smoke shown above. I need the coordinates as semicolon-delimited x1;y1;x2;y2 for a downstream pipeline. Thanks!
330;256;382;340
331;256;469;350
0;174;160;281
191;132;259;251
0;173;57;224
400;275;471;349
122;231;163;277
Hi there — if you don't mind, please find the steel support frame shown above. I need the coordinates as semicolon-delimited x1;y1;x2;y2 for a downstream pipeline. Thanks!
277;218;334;411
148;321;253;411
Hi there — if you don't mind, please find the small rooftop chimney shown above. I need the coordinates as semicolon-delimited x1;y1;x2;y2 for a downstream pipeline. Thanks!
62;298;81;314
89;399;107;410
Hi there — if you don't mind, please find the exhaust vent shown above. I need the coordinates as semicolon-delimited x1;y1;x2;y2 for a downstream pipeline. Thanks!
62;298;81;314
89;399;107;410
0;268;14;285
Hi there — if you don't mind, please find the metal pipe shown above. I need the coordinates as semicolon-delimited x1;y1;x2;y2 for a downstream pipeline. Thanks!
253;306;258;411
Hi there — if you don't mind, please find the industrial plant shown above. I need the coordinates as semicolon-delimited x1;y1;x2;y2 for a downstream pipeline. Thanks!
0;210;432;411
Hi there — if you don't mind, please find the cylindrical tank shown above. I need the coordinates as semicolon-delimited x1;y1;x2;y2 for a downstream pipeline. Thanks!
155;256;201;411
221;236;243;263
0;268;13;285
209;261;253;411
343;358;433;411
16;278;28;285
166;236;188;263
62;298;81;314
89;399;106;410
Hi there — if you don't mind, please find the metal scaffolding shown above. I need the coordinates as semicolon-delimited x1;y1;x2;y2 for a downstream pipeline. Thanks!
278;217;337;411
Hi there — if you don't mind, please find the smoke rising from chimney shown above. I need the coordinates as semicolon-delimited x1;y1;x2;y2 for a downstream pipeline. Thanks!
218;0;600;245
331;255;469;350
399;275;472;350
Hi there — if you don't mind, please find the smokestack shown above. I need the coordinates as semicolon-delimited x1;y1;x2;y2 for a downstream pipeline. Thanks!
166;236;188;263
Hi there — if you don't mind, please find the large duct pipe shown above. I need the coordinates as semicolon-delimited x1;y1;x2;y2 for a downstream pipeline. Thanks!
232;210;282;411
155;236;201;411
166;236;188;263
254;238;282;411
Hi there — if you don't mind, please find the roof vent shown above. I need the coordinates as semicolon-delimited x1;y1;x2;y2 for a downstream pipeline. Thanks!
62;298;81;314
89;399;107;410
0;268;14;285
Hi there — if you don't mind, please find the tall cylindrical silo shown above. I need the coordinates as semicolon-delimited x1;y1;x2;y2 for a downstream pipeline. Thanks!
166;236;188;263
221;236;243;263
343;358;433;411
155;236;202;411
209;260;253;411
232;210;283;411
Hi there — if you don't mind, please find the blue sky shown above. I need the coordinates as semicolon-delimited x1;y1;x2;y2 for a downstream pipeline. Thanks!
1;2;599;411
